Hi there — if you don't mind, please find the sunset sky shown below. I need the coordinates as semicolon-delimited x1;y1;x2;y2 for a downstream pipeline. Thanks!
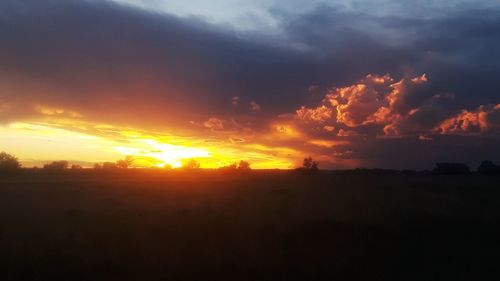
1;0;500;169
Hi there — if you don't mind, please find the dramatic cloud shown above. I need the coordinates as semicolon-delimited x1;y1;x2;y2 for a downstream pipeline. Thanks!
438;104;500;135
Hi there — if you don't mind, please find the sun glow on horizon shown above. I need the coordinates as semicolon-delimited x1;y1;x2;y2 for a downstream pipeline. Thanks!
0;121;296;169
115;139;211;168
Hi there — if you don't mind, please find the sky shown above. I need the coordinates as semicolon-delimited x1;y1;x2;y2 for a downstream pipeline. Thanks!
1;0;500;169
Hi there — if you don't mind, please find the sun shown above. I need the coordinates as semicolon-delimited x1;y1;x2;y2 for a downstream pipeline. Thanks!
115;139;210;168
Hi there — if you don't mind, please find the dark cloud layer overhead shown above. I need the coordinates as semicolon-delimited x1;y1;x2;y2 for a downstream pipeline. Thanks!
1;0;499;169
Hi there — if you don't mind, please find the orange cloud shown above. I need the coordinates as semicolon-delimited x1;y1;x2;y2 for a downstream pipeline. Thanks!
203;117;224;131
437;104;500;135
250;101;261;111
291;74;430;136
337;129;362;137
296;105;333;123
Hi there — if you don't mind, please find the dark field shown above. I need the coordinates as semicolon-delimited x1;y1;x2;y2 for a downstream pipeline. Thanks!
1;171;499;280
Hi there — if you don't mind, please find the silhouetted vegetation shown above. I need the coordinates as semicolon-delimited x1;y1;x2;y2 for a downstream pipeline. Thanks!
295;156;319;174
71;164;83;170
0;151;21;172
93;156;134;170
238;160;251;171
347;168;401;175
182;158;200;170
218;160;252;173
102;162;118;170
303;157;319;170
116;156;134;169
43;160;69;171
478;160;500;175
433;163;470;175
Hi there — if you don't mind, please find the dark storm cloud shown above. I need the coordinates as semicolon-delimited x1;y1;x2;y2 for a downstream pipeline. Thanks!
1;1;498;119
0;0;317;127
1;0;499;168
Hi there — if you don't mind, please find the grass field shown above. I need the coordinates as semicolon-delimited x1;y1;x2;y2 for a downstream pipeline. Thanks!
1;170;499;280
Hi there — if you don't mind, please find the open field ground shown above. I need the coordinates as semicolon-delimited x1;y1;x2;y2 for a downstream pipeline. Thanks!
1;171;499;280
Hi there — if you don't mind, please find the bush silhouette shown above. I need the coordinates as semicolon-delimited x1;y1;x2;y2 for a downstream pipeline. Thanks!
295;157;320;174
478;161;500;175
116;156;134;169
0;152;21;171
183;159;200;170
433;163;470;175
218;161;251;173
43;161;69;171
303;157;319;171
102;162;118;170
238;160;251;171
218;163;238;172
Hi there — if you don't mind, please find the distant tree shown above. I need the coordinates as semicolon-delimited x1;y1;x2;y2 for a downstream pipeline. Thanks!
43;160;69;171
218;163;238;173
93;163;102;170
102;162;118;170
219;163;237;170
116;156;134;169
238;160;251;171
164;163;173;170
433;163;470;175
0;152;21;171
478;161;500;175
303;157;319;171
71;164;83;170
295;156;319;174
183;159;200;170
401;169;417;176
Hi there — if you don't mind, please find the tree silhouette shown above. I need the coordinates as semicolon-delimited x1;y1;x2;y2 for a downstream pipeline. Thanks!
478;161;500;175
218;163;237;172
238;160;251;171
303;157;319;171
218;161;251;173
43;160;69;170
102;162;118;170
433;163;470;175
116;156;134;169
71;164;83;170
183;159;200;170
0;152;21;171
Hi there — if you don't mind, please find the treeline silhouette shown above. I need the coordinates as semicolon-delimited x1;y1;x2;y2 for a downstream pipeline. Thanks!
1;151;500;175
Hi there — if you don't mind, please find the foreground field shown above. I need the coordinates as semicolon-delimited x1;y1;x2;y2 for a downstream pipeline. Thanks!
0;171;499;280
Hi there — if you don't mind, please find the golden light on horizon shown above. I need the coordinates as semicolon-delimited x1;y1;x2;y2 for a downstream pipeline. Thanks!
115;139;211;168
0;121;297;169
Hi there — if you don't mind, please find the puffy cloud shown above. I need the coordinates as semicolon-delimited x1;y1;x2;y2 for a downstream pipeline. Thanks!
437;104;500;135
296;105;333;123
250;101;261;111
289;73;499;139
232;96;240;106
292;74;435;136
337;129;363;137
203;117;224;131
281;73;499;169
327;84;383;127
323;125;335;132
